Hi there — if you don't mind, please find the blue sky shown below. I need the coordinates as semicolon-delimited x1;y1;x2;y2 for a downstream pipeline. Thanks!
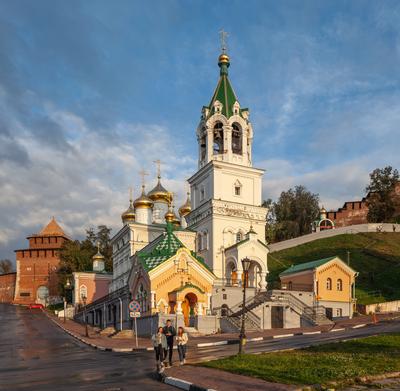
1;0;400;261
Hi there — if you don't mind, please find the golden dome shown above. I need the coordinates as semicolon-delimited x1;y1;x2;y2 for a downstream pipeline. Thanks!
218;53;230;64
148;178;171;204
93;243;105;261
121;200;135;223
165;209;175;223
134;186;154;209
178;192;191;217
320;206;327;214
165;206;180;226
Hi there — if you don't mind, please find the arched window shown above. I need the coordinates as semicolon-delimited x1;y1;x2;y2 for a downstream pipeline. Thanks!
326;278;332;291
203;231;208;250
213;122;224;154
337;279;343;291
80;285;88;300
197;233;202;251
232;123;242;154
236;232;242;243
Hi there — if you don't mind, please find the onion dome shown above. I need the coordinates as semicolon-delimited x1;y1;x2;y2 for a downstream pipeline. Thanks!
121;198;135;224
148;176;171;204
134;185;154;209
218;53;230;65
178;192;191;217
320;206;327;214
165;206;180;226
92;243;105;272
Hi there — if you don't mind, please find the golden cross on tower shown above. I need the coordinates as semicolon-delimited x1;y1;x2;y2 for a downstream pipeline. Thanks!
97;241;101;253
153;159;163;179
219;29;229;54
139;169;149;190
129;186;133;202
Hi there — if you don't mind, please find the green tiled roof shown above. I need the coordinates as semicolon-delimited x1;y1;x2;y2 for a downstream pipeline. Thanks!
279;256;337;277
207;58;245;119
137;225;184;271
137;223;214;274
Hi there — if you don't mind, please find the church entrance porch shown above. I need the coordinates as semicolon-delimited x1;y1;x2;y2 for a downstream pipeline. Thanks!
181;292;198;326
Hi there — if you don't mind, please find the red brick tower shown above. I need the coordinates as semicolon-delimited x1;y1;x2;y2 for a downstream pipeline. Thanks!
13;218;70;305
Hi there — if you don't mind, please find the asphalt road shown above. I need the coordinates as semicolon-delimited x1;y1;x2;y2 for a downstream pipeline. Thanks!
1;304;399;390
189;318;400;362
0;304;173;391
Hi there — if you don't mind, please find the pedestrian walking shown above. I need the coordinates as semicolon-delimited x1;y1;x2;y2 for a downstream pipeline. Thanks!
176;326;188;365
151;327;167;373
163;319;176;367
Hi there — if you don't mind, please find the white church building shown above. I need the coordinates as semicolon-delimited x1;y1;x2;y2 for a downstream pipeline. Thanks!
74;47;336;334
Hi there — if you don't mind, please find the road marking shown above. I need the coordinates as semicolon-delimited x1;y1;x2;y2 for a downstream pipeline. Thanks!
248;337;264;342
197;340;228;347
273;333;294;339
352;324;366;329
302;331;321;335
330;328;345;332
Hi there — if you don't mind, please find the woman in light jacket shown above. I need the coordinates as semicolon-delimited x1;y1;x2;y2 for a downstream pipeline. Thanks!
176;326;188;365
152;327;168;372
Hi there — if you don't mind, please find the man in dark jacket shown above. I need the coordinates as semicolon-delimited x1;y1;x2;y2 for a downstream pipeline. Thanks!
163;319;176;367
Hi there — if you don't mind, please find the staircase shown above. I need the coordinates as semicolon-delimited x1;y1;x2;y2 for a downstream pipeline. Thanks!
268;291;334;326
221;290;333;331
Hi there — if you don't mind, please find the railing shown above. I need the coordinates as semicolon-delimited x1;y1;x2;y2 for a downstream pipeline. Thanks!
280;283;314;292
213;278;260;289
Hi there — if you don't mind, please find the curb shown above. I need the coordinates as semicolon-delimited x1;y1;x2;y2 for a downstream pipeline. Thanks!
160;374;216;391
195;322;377;348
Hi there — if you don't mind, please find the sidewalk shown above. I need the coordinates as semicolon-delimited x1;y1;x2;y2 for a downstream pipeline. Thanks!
47;312;153;351
47;310;398;352
164;365;301;391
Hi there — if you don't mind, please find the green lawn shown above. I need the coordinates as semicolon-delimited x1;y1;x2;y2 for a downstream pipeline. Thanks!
202;333;400;387
268;233;400;304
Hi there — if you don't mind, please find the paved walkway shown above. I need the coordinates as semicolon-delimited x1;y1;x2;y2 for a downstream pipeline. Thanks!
165;365;300;391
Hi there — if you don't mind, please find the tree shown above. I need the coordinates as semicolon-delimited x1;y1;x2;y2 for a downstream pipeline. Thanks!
273;185;320;242
366;166;399;223
0;259;13;274
57;225;113;295
262;198;276;243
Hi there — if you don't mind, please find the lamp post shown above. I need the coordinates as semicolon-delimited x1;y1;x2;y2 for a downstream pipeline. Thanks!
81;294;89;337
64;278;72;324
238;257;252;355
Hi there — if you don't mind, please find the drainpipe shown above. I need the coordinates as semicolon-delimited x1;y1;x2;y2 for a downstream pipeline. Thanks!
118;298;123;331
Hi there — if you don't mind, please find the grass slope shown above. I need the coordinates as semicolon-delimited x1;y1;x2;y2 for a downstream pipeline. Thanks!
268;233;400;304
202;333;400;387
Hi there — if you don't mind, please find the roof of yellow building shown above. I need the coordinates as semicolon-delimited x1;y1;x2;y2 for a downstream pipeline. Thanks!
279;256;338;277
137;223;212;273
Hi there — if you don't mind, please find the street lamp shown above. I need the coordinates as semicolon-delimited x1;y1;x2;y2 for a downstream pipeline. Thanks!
238;257;252;355
63;278;72;324
81;294;89;338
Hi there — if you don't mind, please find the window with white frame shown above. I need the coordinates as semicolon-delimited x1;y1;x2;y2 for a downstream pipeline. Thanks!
336;308;342;317
80;285;87;300
234;180;242;196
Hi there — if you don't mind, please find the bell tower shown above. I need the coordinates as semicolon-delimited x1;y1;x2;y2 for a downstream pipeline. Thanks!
187;37;268;281
197;50;253;169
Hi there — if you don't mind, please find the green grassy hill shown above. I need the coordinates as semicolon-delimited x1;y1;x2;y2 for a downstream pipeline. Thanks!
268;232;400;304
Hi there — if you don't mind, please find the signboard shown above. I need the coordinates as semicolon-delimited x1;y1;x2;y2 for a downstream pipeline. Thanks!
130;311;141;318
129;300;140;312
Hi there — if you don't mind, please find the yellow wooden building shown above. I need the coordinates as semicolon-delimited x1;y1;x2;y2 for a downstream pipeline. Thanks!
280;256;358;319
128;222;216;332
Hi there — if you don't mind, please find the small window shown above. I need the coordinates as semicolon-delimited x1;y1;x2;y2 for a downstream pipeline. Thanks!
200;187;205;201
336;308;342;317
235;186;241;196
20;292;30;297
223;294;227;300
80;285;88;299
326;278;332;291
236;232;242;243
337;279;343;291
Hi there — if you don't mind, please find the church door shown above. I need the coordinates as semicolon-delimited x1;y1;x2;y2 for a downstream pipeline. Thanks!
181;298;190;326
